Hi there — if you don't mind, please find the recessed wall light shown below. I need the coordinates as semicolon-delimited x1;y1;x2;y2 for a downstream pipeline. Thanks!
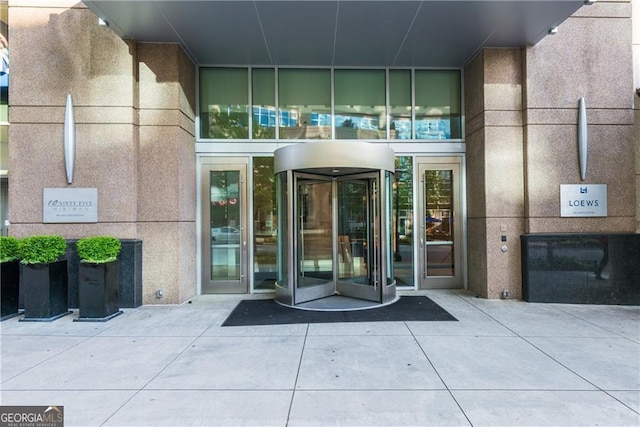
548;27;558;35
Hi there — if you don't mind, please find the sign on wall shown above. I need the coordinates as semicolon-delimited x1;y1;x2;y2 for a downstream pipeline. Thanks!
43;188;98;223
560;184;607;217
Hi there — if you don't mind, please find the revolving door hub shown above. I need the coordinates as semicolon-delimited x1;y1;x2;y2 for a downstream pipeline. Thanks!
274;141;397;310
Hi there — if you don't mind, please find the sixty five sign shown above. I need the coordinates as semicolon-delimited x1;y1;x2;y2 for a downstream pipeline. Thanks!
560;184;607;217
43;188;98;223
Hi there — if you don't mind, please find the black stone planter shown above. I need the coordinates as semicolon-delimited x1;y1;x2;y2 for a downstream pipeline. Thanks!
75;261;122;322
21;260;72;321
1;260;20;320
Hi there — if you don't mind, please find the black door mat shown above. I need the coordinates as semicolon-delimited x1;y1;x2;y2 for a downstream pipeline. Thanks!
222;296;457;326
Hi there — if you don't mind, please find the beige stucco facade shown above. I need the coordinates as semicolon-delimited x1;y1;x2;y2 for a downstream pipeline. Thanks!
8;1;196;304
464;0;637;298
6;0;638;303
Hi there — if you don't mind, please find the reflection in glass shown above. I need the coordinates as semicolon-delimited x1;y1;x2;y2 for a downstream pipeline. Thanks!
297;180;333;287
393;157;413;286
210;170;241;281
276;171;289;289
200;68;249;139
253;157;276;289
415;70;461;140
389;70;412;140
337;180;370;284
424;169;454;276
278;69;331;140
252;69;276;139
334;69;386;139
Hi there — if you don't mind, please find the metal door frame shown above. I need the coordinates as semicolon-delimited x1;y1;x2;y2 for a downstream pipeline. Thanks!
417;156;464;289
200;157;249;294
292;171;384;304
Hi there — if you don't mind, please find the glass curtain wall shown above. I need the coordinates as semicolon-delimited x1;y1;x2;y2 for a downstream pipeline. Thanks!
252;69;276;139
389;70;412;140
415;70;461;140
278;69;331;140
334;69;386;139
200;68;249;139
198;67;461;142
0;4;8;236
253;157;277;289
393;156;414;287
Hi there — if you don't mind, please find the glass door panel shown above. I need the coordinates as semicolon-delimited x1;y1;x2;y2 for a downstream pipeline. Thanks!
418;158;463;289
294;175;334;304
201;159;248;293
336;173;381;302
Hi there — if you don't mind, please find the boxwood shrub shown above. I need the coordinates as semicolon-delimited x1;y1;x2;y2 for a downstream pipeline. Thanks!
19;235;67;264
77;236;121;264
0;236;21;263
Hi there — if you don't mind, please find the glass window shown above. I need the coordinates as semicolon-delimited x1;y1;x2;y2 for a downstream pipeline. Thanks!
252;68;275;139
278;69;331;140
334;69;386;140
389;70;412;140
415;70;461;140
200;68;248;139
276;171;289;288
253;157;276;290
393;156;414;286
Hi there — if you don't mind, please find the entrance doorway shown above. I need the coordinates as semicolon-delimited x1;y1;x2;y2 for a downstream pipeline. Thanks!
274;141;396;308
295;171;383;304
417;157;464;289
200;157;248;294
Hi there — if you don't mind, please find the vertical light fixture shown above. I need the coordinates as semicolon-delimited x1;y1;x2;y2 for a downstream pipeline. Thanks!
578;97;587;181
64;94;75;184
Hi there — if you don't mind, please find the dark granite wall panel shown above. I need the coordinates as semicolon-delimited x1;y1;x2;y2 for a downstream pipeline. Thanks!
521;233;640;305
66;239;143;308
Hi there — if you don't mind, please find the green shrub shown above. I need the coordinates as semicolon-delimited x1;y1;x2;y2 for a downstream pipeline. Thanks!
77;236;121;264
19;235;67;264
0;236;21;263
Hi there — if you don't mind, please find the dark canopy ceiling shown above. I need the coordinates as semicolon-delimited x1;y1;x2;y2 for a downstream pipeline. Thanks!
85;0;586;67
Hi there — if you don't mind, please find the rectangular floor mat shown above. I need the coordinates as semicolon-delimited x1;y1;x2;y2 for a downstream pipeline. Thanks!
222;296;457;326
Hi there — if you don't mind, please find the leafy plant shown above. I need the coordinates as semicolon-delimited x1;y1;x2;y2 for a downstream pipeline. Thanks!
19;235;67;264
0;236;21;263
77;236;121;264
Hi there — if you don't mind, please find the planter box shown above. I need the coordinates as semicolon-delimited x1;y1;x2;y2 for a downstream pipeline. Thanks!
67;239;142;308
21;260;72;321
1;260;20;320
521;233;640;305
75;261;122;322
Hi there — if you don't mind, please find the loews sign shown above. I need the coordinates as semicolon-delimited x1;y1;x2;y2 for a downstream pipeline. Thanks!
560;184;607;217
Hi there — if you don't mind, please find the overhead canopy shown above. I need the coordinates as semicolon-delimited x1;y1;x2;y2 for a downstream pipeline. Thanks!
85;0;587;67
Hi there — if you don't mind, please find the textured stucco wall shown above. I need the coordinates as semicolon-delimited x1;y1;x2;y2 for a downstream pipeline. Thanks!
464;49;525;299
465;0;636;298
523;0;636;233
8;1;196;304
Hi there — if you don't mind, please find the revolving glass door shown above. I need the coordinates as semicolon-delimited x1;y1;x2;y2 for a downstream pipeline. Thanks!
274;141;396;309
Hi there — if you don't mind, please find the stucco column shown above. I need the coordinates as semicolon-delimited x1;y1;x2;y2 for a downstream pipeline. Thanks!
464;49;525;299
523;1;636;233
633;0;640;233
8;1;138;238
136;43;196;304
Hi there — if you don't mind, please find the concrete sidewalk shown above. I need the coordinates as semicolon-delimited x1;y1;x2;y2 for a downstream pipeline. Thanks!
1;290;639;426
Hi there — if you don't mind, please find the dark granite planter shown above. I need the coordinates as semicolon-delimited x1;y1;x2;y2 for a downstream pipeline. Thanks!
521;233;640;305
75;261;123;321
67;239;142;309
1;260;20;320
21;260;72;321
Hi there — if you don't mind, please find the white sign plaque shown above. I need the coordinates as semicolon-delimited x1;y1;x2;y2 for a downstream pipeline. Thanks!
43;188;98;223
560;184;607;217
